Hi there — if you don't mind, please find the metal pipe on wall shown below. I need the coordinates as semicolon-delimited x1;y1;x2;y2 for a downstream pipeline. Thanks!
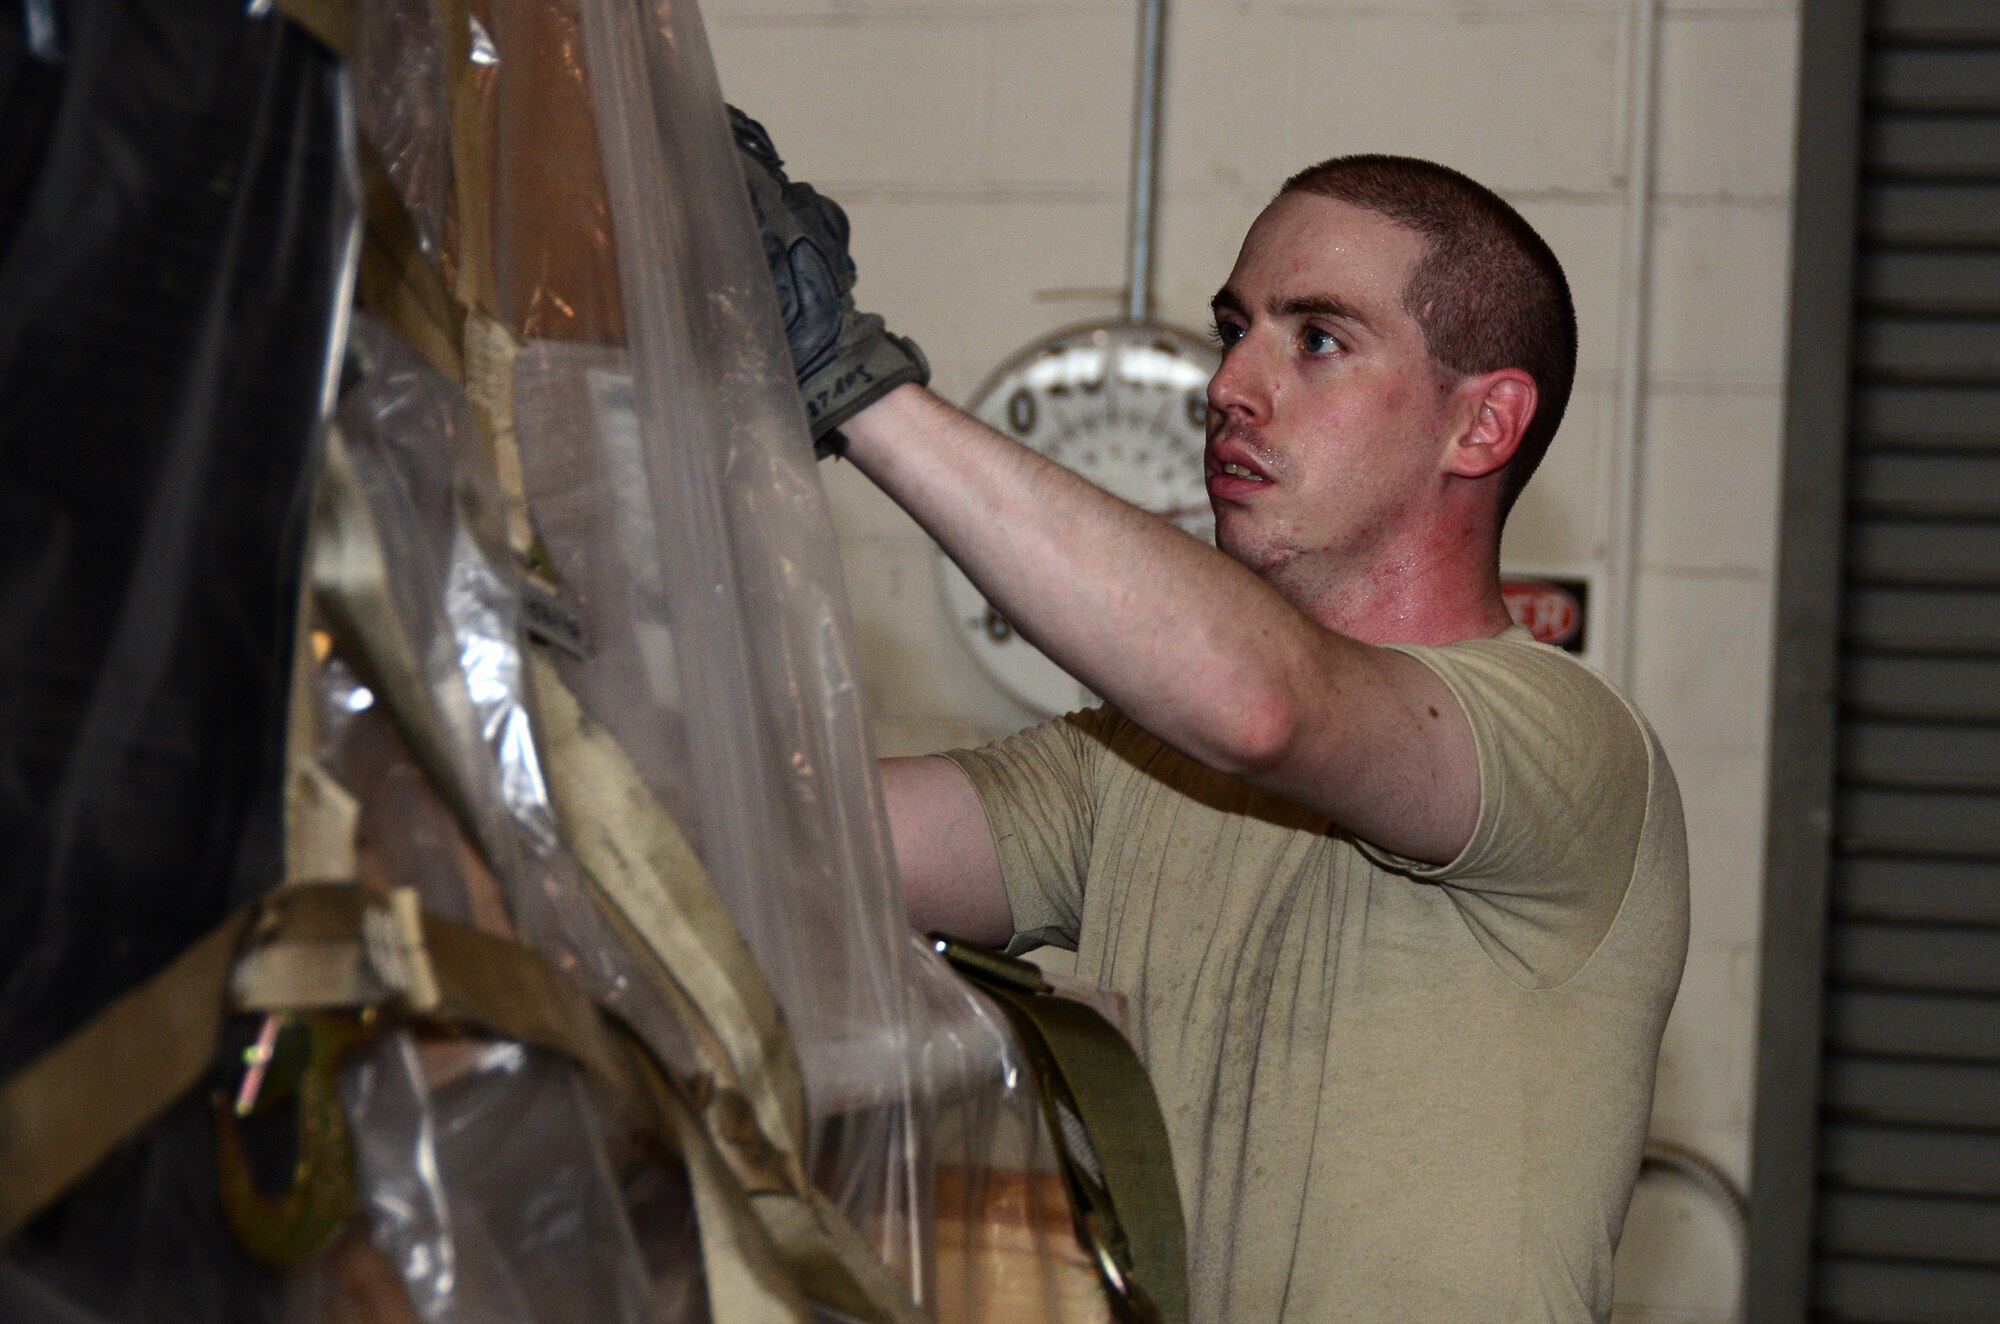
1611;1;1750;1315
1126;0;1166;325
1604;0;1665;690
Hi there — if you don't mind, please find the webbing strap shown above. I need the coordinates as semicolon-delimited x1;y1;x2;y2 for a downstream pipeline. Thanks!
753;1185;929;1324
357;148;466;382
283;533;361;885
529;652;810;1179
272;0;353;56
312;428;485;836
435;0;498;320
939;941;1189;1324
627;1046;923;1324
640;1064;814;1324
0;885;626;1244
0;907;259;1242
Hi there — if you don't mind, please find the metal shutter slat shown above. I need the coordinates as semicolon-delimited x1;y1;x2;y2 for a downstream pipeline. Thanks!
1817;1188;2000;1266
1847;519;2000;585
1849;449;2000;512
1843;585;2000;653
1842;654;2000;721
1827;988;2000;1063
1863;183;2000;246
1813;1255;2000;1321
1834;855;2000;923
1866;115;2000;181
1854;382;2000;444
1819;1122;2000;1197
1854;314;2000;381
1828;921;2000;994
1838;719;2000;790
1823;1055;2000;1129
1858;250;2000;313
1836;787;2000;856
1870;0;2000;44
1869;48;2000;113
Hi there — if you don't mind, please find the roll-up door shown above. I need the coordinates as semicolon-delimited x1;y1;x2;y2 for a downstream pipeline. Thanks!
1811;2;2000;1318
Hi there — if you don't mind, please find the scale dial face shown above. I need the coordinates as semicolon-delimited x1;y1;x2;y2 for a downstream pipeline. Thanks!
937;322;1220;718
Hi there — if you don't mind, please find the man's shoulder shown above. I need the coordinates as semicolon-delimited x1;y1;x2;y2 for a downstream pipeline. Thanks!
1370;627;1684;984
1406;628;1654;755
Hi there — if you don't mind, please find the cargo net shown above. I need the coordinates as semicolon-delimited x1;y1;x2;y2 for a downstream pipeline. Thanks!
0;0;1113;1319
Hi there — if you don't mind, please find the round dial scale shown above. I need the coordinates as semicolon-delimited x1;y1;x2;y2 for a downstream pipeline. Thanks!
938;321;1220;717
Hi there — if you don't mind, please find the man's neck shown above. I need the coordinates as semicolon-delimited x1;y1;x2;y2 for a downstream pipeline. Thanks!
1265;521;1516;648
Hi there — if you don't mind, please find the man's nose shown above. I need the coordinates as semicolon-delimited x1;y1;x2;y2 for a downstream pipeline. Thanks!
1207;339;1270;424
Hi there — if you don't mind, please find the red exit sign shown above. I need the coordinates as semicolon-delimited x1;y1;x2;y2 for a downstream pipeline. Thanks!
1501;577;1588;653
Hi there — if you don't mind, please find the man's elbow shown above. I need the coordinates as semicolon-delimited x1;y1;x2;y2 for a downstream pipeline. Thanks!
1203;688;1301;780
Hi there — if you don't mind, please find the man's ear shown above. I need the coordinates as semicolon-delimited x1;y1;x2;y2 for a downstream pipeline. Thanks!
1446;369;1538;480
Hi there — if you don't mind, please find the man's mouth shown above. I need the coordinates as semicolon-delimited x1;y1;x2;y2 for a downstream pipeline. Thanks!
1218;462;1266;482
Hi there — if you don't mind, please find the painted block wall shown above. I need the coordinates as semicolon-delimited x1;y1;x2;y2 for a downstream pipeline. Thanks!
706;1;1801;1318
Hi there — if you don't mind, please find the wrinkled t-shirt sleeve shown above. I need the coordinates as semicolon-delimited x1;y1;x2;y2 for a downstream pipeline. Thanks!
938;707;1119;955
1358;637;1655;986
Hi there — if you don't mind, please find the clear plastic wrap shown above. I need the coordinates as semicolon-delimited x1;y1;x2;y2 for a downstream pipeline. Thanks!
329;1034;665;1324
486;0;623;343
354;0;451;257
561;0;921;1204
492;0;1103;1312
4;0;1130;1316
310;317;713;1319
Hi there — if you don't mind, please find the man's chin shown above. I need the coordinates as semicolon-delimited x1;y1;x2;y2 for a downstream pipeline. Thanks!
1216;526;1294;580
1214;523;1255;568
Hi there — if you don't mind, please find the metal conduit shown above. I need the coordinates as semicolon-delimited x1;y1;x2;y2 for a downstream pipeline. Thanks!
1125;0;1166;325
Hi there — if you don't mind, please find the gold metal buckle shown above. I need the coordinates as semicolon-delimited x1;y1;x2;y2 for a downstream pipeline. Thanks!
213;1009;375;1265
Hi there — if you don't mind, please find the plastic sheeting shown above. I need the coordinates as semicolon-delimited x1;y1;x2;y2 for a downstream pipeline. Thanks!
2;0;1109;1317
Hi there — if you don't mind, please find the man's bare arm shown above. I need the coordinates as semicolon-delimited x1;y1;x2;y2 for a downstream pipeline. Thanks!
881;755;1013;946
845;384;1480;865
724;113;1477;870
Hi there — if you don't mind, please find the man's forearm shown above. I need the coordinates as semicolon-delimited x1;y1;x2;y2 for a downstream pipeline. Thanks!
839;383;1357;778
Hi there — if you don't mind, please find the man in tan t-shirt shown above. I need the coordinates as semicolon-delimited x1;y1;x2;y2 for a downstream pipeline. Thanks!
739;122;1689;1322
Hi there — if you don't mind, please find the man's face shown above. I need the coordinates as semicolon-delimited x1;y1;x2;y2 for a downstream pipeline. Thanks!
1205;191;1459;595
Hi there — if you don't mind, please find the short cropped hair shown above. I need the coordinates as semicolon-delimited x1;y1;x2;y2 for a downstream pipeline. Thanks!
1280;155;1576;516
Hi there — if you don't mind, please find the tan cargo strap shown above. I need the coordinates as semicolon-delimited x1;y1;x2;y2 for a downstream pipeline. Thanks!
434;0;498;320
0;904;258;1244
529;652;810;1177
272;0;353;57
312;427;484;835
0;885;614;1246
0;885;916;1322
937;940;1189;1324
357;147;467;382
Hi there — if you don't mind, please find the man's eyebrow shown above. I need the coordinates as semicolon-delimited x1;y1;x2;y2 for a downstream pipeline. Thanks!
1208;287;1378;335
1276;293;1376;332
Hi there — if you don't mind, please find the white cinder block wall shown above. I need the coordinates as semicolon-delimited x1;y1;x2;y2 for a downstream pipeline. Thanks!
708;1;1800;1319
